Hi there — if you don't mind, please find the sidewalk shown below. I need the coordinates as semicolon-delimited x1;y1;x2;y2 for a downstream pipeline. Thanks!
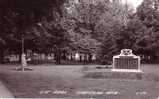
0;81;14;98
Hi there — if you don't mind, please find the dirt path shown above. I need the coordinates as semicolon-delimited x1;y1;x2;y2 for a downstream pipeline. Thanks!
0;81;14;98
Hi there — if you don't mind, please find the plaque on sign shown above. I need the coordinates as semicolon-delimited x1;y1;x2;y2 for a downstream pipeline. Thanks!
112;49;142;72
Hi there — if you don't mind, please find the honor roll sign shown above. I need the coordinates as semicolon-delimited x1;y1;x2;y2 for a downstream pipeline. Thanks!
112;49;142;72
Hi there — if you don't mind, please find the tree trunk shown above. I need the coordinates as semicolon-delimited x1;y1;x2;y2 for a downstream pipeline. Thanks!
19;52;22;63
88;54;92;63
84;54;87;65
0;48;4;64
55;50;61;64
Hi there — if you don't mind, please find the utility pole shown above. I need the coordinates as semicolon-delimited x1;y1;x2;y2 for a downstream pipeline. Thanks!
15;34;33;71
21;35;25;71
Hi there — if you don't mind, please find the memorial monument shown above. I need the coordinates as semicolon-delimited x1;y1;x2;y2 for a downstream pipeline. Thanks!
112;49;142;72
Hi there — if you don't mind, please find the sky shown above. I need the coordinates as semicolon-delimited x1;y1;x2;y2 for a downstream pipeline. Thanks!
122;0;143;9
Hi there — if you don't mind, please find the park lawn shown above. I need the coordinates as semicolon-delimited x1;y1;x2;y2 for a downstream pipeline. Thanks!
0;64;159;98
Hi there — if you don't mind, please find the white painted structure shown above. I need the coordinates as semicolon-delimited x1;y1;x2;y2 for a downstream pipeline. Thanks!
112;49;142;72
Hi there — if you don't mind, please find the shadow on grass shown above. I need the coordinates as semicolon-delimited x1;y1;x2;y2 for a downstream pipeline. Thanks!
84;71;159;82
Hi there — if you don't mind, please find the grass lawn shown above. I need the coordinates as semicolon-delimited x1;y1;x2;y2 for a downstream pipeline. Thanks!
0;64;159;98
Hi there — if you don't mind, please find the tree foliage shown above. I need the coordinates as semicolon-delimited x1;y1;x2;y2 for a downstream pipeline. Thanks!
0;0;65;63
1;0;159;64
134;0;159;61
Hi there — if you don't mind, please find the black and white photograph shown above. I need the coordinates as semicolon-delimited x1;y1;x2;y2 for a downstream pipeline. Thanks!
0;0;159;98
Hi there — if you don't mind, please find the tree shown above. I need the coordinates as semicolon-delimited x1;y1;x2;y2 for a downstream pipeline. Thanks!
0;0;65;63
96;0;134;64
61;0;105;54
134;0;159;62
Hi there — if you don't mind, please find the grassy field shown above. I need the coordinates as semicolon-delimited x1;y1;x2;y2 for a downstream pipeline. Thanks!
0;64;159;98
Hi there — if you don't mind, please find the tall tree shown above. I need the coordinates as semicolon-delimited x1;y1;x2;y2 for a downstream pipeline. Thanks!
61;0;105;54
97;0;133;64
135;0;159;62
0;0;65;63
